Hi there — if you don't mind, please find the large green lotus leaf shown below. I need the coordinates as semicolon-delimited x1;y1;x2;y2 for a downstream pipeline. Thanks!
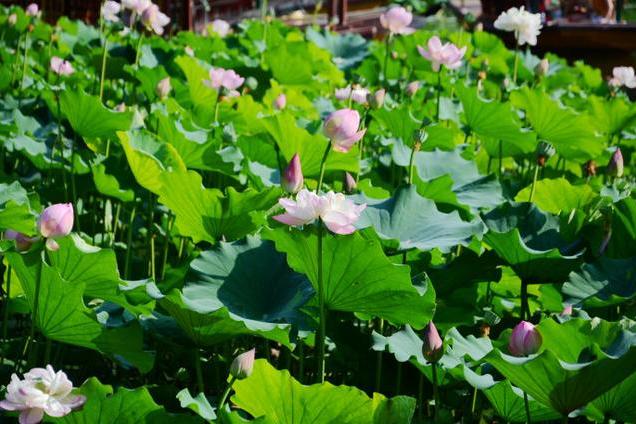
91;163;135;203
482;203;583;283
48;378;202;423
260;112;359;177
603;198;636;259
585;372;636;423
514;178;597;214
5;250;154;372
509;87;603;161
587;95;636;139
471;31;513;75
264;228;435;329
59;89;133;141
483;380;561;423
231;359;415;424
174;55;216;124
456;84;536;153
305;27;369;71
355;185;485;252
0;181;38;234
48;234;158;316
562;257;636;308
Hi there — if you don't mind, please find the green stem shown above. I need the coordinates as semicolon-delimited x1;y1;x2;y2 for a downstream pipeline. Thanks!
529;164;539;202
150;234;156;281
471;386;478;416
194;349;205;394
513;40;520;85
2;265;11;341
374;318;384;391
24;251;43;359
99;37;109;101
523;391;532;423
218;375;237;411
298;341;305;383
408;143;418;185
124;205;136;279
160;215;174;281
432;362;440;422
19;32;30;92
214;89;222;124
134;32;144;68
316;220;326;383
436;71;442;121
382;34;392;88
317;143;332;193
498;139;503;179
520;281;529;321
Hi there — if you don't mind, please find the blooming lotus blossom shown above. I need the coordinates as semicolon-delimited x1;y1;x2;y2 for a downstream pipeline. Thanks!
156;77;171;99
0;365;86;424
50;57;74;76
25;3;39;17
230;349;255;380
494;6;542;46
609;66;636;88
141;4;170;35
335;86;369;105
417;36;466;72
204;67;244;91
607;148;624;177
101;1;121;22
121;0;151;14
423;322;444;363
282;153;303;194
323;109;366;153
273;93;286;110
210;19;230;37
273;189;366;235
379;6;415;35
38;203;73;251
508;321;542;356
4;230;37;252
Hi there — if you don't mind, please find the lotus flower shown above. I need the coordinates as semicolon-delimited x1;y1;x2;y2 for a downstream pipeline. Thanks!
0;365;86;424
38;203;73;251
210;19;230;37
323;109;366;153
101;1;121;22
494;6;542;46
230;348;255;380
273;189;323;227
141;4;170;35
607;148;624;177
204;67;244;91
273;93;286;110
8;13;17;26
561;304;573;317
121;0;151;14
155;77;171;99
25;3;39;17
335;86;369;105
50;57;74;77
406;81;420;97
380;6;415;35
282;153;303;194
417;36;466;72
508;321;542;356
319;191;366;235
344;172;357;193
368;89;385;109
4;230;37;252
423;322;444;363
609;66;636;88
535;58;549;77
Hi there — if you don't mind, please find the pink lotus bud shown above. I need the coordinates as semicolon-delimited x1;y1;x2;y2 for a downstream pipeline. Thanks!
230;348;255;380
25;3;39;17
282;153;303;194
406;81;420;97
50;56;74;77
4;230;37;252
38;203;74;240
344;172;357;193
8;13;17;26
379;6;415;35
156;77;171;99
121;0;151;14
607;148;624;178
417;36;466;72
508;321;542;356
323;109;366;153
535;58;549;77
115;103;126;112
368;89;385;109
141;4;170;35
274;93;287;110
423;322;443;363
560;304;573;317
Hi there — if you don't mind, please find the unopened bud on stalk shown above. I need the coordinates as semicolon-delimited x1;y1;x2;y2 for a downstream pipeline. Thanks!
508;321;542;357
282;153;303;194
406;81;420;97
344;172;357;193
367;89;386;109
423;322;443;363
273;93;286;110
391;51;398;60
230;348;255;380
607;148;624;178
535;58;549;77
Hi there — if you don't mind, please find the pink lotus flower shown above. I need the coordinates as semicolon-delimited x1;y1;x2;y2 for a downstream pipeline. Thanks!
0;365;86;424
367;89;386;109
210;19;230;37
101;1;121;23
282;153;303;194
323;109;366;153
25;3;39;17
273;93;286;110
38;203;73;251
344;172;357;193
607;148;624;177
423;322;443;363
121;0;151;14
156;77;171;99
379;6;415;35
335;86;369;105
609;66;636;89
273;189;323;227
417;36;466;72
508;321;542;356
50;57;74;77
204;67;244;92
4;230;37;252
560;304;573;317
141;4;170;35
230;348;255;380
406;81;420;96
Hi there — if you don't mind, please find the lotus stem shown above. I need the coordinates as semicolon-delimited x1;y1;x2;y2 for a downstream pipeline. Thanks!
124;205;136;279
382;34;392;88
24;251;44;360
317;143;331;193
316;220;326;383
150;234;156;281
529;164;539;202
513;38;520;85
160;215;174;281
523;391;532;423
374;318;384;391
432;361;440;422
218;375;237;411
2;265;10;341
99;38;109;101
298;341;304;383
436;71;442;121
19;32;30;92
417;373;424;421
520;281;529;320
134;32;144;68
408;142;420;185
498;139;503;179
194;349;205;394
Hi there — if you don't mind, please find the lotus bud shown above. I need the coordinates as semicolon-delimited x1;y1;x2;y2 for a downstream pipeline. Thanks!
230;348;255;380
607;148;624;178
503;77;511;89
474;22;484;32
4;230;36;252
38;203;74;242
478;70;487;81
406;81;420;97
561;304;573;317
184;46;194;57
273;93;287;110
423;322;443;363
115;103;126;112
282;153;303;194
25;3;39;17
8;13;17;26
367;89;385;109
536;140;555;167
156;77;171;100
323;109;366;153
508;321;542;357
391;51;398;60
535;58;549;77
344;172;357;193
584;160;597;177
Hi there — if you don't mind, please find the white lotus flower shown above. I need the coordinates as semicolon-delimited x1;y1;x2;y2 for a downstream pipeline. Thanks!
494;7;542;46
609;66;636;88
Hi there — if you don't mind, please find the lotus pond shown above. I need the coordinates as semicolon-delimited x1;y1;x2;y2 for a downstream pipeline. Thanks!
0;2;635;423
